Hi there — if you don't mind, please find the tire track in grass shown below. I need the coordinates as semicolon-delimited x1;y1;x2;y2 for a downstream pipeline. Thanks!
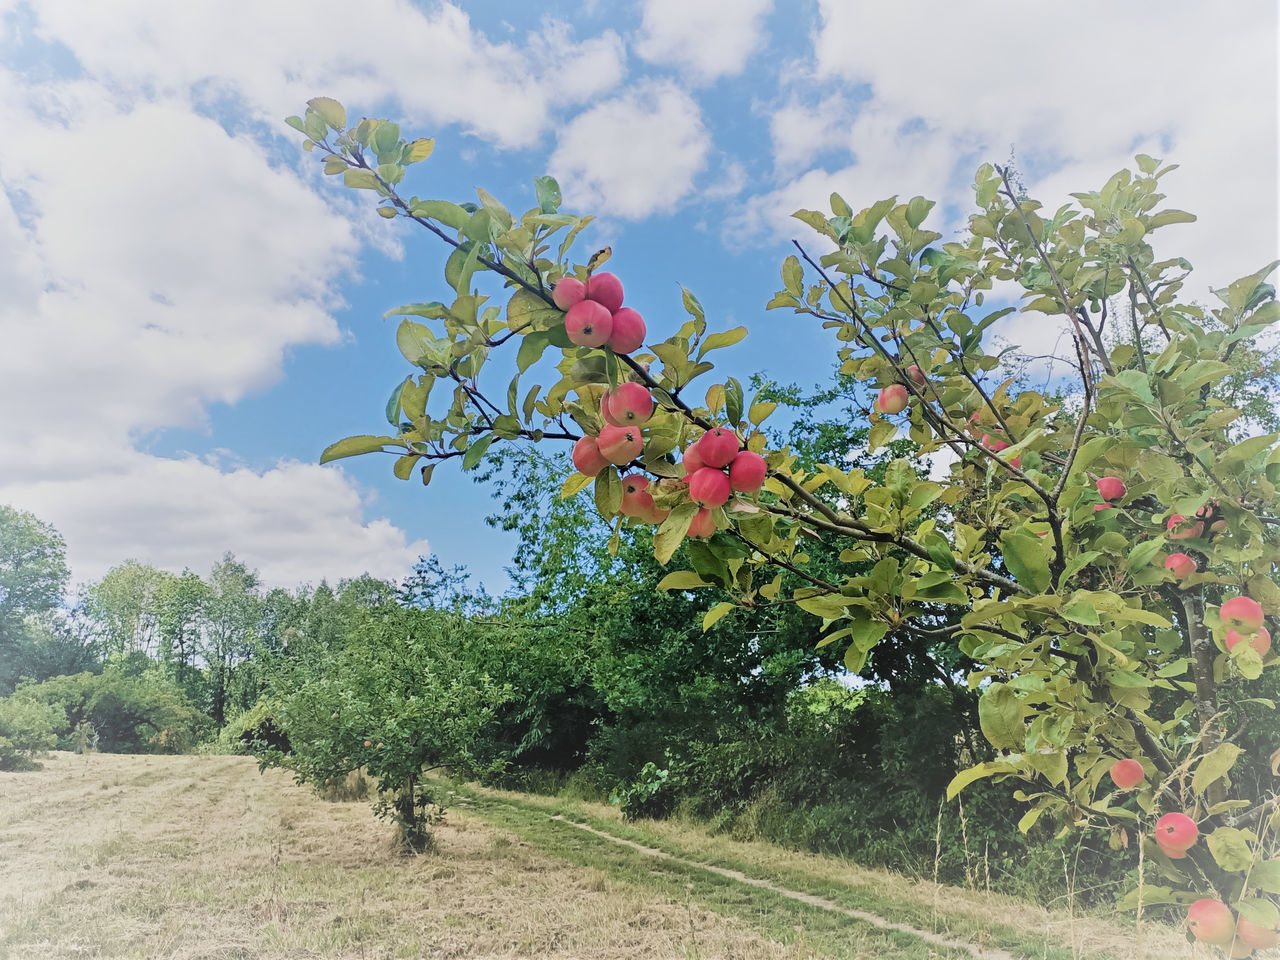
549;815;1018;960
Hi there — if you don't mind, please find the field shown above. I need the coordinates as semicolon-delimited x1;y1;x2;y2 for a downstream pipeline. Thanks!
0;753;1196;959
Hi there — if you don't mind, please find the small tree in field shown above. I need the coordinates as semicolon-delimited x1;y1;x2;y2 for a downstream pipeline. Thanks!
287;98;1279;947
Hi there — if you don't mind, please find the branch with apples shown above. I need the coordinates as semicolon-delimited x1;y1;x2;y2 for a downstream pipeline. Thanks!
288;97;1280;952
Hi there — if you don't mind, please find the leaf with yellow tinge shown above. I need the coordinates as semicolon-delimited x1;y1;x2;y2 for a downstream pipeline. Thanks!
404;138;435;163
946;760;1015;801
653;502;699;565
586;247;612;272
1206;826;1253;872
703;602;735;631
978;683;1025;751
306;96;345;129
657;571;712;591
320;435;398;463
560;472;593;499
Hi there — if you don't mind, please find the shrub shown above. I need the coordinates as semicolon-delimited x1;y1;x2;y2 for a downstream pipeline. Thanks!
0;697;63;770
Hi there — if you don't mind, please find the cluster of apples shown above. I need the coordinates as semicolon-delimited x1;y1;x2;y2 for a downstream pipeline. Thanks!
1221;594;1272;658
1186;897;1278;953
571;381;769;537
553;272;646;354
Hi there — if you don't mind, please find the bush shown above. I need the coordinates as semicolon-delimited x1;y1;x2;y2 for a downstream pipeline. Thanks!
0;697;63;770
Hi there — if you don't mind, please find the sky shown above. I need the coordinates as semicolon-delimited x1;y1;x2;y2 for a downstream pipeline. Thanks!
0;0;1276;595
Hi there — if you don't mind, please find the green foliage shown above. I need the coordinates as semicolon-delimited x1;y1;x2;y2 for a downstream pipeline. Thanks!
291;97;1280;914
13;668;207;753
0;696;62;770
0;505;70;695
256;605;511;850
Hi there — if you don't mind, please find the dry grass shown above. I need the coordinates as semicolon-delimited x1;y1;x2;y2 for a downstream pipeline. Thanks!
0;752;856;959
446;780;1202;960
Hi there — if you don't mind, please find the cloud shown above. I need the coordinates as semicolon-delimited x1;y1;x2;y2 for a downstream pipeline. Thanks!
25;1;627;148
635;0;774;83
0;452;428;589
768;93;850;176
550;80;711;219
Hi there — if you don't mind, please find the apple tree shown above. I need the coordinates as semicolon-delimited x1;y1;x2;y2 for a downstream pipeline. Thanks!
287;98;1279;947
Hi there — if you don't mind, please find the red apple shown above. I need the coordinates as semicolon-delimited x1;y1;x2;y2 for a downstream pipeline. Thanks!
1221;595;1265;632
1226;626;1271;658
1187;899;1236;945
1168;514;1205;540
1108;759;1145;790
906;365;927;387
1093;503;1113;513
697;428;740;468
877;384;908;414
606;307;646;354
602;381;654;427
688;467;731;508
619;474;656;518
1236;915;1279;950
572;436;608;476
641;501;670;525
1096;476;1127;501
363;740;372;747
565;300;613;348
681;442;706;479
596;424;644;465
728;450;767;493
1154;811;1198;852
552;276;586;310
1156;835;1190;859
1009;456;1021;469
1165;553;1196;581
687;507;716;539
585;271;624;312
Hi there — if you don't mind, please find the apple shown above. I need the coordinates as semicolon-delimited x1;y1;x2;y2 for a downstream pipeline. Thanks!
596;424;644;465
688;467;731;508
697;427;740;468
982;435;1009;452
1187;899;1236;945
572;436;609;476
641;501;670;525
1154;811;1198;852
1156;835;1190;859
1096;476;1127;501
728;450;767;493
1227;625;1271;658
1168;514;1205;539
1108;759;1145;790
1009;456;1022;469
606;307;646;354
552;276;586;310
585;271;624;312
602;382;654;427
1221;595;1265;632
1093;503;1113;513
363;740;372;747
877;384;909;414
681;442;706;479
619;474;656;518
687;507;716;539
1236;916;1279;950
565;300;613;348
1165;553;1196;581
906;365;927;387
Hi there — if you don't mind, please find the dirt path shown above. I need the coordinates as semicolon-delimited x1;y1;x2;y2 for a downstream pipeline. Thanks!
550;815;1018;960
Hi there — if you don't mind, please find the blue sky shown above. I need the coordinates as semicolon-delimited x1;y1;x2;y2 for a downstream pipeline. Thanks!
0;0;1275;593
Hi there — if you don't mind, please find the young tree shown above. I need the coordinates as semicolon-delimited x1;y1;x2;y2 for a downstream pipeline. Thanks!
0;506;70;694
288;100;1279;946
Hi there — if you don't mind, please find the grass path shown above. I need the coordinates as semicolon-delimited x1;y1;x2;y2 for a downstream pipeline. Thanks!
0;754;1192;959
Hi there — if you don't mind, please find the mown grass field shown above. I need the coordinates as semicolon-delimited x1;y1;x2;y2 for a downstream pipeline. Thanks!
0;753;1195;959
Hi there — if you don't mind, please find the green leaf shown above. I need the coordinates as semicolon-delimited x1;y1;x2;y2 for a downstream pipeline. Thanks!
1000;529;1051;594
905;196;935;229
371;121;400;159
1251;858;1280;895
1125;539;1164;573
868;419;896;451
376;206;397;218
560;472;593;499
1236;898;1280;930
1147;209;1196;229
403;138;434;164
781;255;803;296
703;602;735;632
320;435;397;464
653;503;699;565
749;400;777;425
409;200;469;230
657;571;712;591
594;467;622;518
697;326;748;360
306;97;346;130
1206;826;1253;872
462;434;494;471
516;330;552;373
392;454;417;480
385;378;408;426
978;683;1025;751
534;175;561;214
343;169;379;190
1192;742;1243;796
946;760;1013;801
724;377;744;425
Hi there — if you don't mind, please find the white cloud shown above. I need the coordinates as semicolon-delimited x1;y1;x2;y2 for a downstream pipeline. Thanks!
550;80;711;219
635;0;774;83
26;1;627;149
768;93;849;176
0;452;428;590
